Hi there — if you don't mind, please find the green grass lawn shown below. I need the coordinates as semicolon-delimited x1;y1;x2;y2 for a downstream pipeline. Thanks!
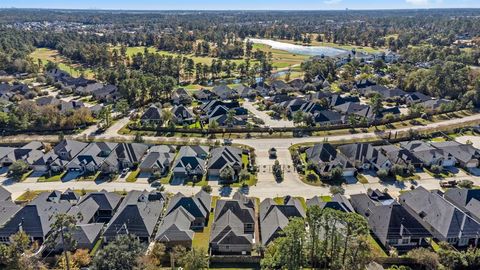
90;238;103;256
368;235;388;258
30;48;95;79
185;174;208;186
273;197;284;205
357;174;369;184
19;170;34;182
395;174;421;182
159;172;173;185
126;169;140;183
320;196;332;202
428;238;441;252
37;171;66;182
192;196;218;250
76;171;101;181
15;190;48;203
295;197;307;210
423;168;454;179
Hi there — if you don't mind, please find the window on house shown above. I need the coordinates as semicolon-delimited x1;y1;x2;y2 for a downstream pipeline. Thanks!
388;239;398;245
447;238;457;244
401;238;410;245
459;238;469;246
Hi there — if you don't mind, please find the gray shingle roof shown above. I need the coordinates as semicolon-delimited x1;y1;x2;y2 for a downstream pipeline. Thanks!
0;192;72;239
53;140;89;161
306;194;354;212
210;198;255;246
104;191;165;240
259;197;306;245
444;188;480;223
67;197;100;224
78;191;122;212
351;191;431;246
155;207;195;243
207;146;243;171
0;186;11;202
165;190;211;220
400;187;480;239
103;143;148;170
0;201;21;227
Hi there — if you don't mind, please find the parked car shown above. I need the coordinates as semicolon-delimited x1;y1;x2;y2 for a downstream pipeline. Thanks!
121;168;129;177
440;180;457;188
150;180;162;188
269;147;277;159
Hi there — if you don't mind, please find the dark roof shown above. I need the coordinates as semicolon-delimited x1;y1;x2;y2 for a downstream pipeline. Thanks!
104;191;165;240
444;188;480;223
259;197;306;245
351;192;431;245
53;140;89;161
141;105;162;121
210;198;255;246
155;207;195;243
78;191;122;212
103;143;148;169
306;194;354;212
400;187;480;239
0;201;21;227
165;190;211;220
207;146;243;171
0;192;72;239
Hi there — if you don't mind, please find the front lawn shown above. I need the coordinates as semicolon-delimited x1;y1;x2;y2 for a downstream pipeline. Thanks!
18;170;33;182
15;190;48;203
37;171;66;182
356;174;369;184
76;171;101;181
126;169;140;183
423;168;454;179
395;174;420;182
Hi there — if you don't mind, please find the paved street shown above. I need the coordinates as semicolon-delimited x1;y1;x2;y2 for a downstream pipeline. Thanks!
2;112;480;201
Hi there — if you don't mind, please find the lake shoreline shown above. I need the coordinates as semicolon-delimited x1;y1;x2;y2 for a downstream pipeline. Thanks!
249;38;347;57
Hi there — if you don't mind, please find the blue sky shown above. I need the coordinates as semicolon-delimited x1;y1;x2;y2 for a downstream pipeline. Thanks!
0;0;478;10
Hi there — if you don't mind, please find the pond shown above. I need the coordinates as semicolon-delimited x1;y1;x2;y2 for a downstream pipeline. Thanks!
249;38;347;57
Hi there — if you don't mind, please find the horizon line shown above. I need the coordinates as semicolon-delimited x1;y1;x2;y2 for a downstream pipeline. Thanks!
1;7;480;12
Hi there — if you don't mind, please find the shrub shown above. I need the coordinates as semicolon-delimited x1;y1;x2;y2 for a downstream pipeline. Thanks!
202;185;213;193
457;179;474;189
330;185;345;195
330;166;343;181
430;165;443;174
377;169;389;179
306;173;319;182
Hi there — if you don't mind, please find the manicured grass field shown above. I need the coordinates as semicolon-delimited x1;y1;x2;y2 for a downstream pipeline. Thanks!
30;48;95;79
